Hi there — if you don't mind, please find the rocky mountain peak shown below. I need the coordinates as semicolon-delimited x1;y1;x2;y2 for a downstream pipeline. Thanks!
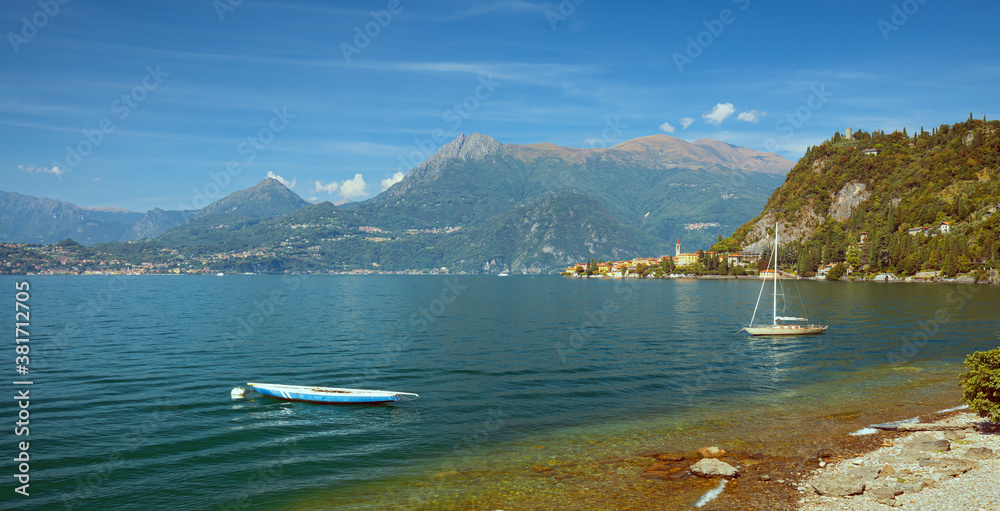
426;133;502;166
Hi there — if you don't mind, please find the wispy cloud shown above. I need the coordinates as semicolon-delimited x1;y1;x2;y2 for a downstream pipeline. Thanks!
362;61;594;86
251;0;548;21
680;117;694;129
19;164;67;177
737;110;765;123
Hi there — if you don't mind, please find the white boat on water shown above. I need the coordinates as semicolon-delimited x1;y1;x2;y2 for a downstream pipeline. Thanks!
245;383;419;404
742;223;828;336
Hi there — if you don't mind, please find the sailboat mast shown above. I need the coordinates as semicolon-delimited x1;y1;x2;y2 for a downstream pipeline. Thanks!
773;222;778;326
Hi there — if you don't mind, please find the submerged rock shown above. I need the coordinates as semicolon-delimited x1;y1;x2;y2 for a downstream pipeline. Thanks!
696;446;726;458
654;453;684;461
691;458;739;479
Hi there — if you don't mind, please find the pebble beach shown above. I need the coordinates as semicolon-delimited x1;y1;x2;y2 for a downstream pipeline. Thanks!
798;411;1000;511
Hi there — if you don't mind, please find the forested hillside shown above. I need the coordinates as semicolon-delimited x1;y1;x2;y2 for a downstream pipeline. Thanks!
718;116;1000;277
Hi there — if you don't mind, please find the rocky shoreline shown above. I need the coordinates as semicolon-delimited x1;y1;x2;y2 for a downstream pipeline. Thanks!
799;411;999;510
630;408;998;510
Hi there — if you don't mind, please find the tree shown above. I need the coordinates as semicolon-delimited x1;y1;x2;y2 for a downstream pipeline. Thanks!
659;257;675;275
959;347;1000;423
825;263;847;281
635;263;648;278
942;253;958;277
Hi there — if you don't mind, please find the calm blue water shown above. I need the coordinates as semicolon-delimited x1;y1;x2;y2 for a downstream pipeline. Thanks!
2;275;997;510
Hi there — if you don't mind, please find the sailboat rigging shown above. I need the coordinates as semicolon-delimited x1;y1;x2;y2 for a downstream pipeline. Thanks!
742;222;828;336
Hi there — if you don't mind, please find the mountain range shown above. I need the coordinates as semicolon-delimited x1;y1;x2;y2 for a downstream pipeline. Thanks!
2;133;794;273
0;191;194;245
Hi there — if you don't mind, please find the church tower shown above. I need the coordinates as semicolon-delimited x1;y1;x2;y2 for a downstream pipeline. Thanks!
675;238;681;257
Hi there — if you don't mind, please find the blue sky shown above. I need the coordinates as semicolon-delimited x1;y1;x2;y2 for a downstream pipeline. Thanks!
2;0;998;212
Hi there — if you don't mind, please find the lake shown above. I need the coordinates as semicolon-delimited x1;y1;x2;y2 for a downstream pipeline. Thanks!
3;275;998;510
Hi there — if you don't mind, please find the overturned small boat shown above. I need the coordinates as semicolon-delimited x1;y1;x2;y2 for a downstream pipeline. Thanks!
245;382;418;404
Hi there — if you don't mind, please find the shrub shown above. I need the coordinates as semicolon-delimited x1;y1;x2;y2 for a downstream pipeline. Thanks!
959;347;1000;423
825;263;847;281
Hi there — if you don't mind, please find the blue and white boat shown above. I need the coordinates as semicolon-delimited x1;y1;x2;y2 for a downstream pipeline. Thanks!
246;382;418;404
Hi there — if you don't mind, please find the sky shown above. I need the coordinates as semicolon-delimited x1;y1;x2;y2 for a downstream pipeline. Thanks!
2;0;999;212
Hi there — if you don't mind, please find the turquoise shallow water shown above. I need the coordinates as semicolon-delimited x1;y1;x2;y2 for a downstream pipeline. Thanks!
1;275;997;510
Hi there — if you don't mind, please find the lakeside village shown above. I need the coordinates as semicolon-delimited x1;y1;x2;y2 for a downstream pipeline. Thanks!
564;235;1000;284
0;239;452;276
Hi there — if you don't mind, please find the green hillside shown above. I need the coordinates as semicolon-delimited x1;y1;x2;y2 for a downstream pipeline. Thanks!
719;116;1000;277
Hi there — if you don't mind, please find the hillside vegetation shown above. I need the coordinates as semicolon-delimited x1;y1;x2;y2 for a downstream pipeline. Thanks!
718;116;1000;277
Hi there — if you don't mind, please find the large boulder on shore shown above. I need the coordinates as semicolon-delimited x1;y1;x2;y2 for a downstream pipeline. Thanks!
907;439;950;452
964;447;995;460
691;458;739;479
810;473;866;497
867;485;903;505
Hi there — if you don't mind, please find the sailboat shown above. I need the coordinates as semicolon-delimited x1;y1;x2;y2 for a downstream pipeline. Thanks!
742;223;828;336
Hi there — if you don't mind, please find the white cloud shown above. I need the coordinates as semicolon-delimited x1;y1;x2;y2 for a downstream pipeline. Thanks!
266;171;296;188
703;103;736;126
680;117;694;129
737;110;766;123
658;121;675;133
312;179;339;194
19;165;67;177
380;171;404;190
340;173;369;199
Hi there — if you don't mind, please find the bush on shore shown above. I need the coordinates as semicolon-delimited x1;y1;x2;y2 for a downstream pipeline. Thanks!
960;347;1000;423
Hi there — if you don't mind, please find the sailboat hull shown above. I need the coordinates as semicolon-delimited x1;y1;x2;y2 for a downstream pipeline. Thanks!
743;325;828;336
